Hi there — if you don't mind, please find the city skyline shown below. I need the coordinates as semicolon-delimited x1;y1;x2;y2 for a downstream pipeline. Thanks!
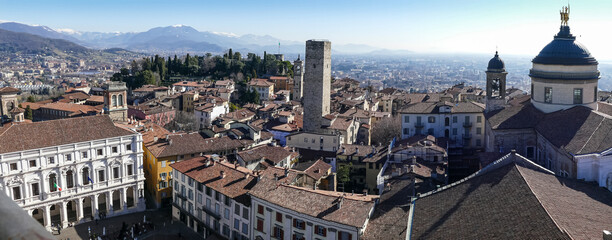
2;0;612;59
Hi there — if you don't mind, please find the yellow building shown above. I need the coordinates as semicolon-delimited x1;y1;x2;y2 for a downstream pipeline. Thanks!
335;144;385;194
182;91;199;112
141;123;174;208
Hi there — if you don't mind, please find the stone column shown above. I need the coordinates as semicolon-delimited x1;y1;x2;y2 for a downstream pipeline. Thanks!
76;197;84;222
121;187;127;211
92;194;99;218
43;205;51;229
107;191;113;215
60;201;68;227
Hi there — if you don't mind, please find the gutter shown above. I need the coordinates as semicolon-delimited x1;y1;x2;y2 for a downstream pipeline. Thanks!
405;196;417;240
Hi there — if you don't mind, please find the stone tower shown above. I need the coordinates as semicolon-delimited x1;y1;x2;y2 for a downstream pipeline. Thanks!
292;55;304;101
104;81;128;122
303;40;331;133
485;51;507;112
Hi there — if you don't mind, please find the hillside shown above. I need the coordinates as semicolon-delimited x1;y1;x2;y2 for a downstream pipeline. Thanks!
0;28;89;55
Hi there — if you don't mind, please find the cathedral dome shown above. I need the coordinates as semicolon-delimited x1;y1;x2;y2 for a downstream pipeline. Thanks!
487;51;505;71
532;26;597;65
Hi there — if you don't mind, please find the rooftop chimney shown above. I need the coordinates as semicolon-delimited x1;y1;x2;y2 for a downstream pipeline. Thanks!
363;189;368;196
284;167;289;177
220;171;226;179
337;197;344;209
153;136;158;142
604;230;612;240
273;173;278;181
355;147;359;154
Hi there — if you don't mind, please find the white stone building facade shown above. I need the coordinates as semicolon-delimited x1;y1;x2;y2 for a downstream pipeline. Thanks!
0;117;146;231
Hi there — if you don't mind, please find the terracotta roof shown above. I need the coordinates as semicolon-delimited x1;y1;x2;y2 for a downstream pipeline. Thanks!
59;91;90;101
158;134;251;158
237;145;297;165
0;87;20;94
86;95;104;103
292;159;331;180
337;144;380;158
270;123;297;132
269;76;288;80
39;102;99;116
0;115;135;154
141;122;171;158
412;152;612;239
170;156;256;205
328;118;354;131
222;109;255;121
248;78;274;87
21;102;43;110
249;172;377;228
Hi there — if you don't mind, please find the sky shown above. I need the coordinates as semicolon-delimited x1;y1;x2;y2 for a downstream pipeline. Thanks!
2;0;612;60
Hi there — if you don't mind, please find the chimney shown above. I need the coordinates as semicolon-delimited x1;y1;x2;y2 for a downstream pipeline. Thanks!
341;147;345;154
205;160;212;167
273;173;278;181
355;147;359;154
337;197;344;209
363;189;368;196
169;139;173;146
220;171;226;179
234;163;239;169
284;167;289;177
604;230;612;240
153;136;158;142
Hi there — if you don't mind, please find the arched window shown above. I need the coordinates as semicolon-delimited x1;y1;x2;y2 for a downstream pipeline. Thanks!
49;173;57;192
111;95;117;107
82;167;90;185
118;94;124;106
66;170;74;188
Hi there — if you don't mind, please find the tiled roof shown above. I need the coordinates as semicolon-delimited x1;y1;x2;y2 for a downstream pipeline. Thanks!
328;118;354;131
411;160;568;239
248;78;274;87
400;101;483;114
362;176;413;240
0;115;135;154
485;102;544;130
141;122;171;158
536;106;612;154
170;156;256;205
158;133;251;158
222;109;255;121
411;152;612;240
249;172;377;228
237;145;296;164
292;159;332;180
337;144;381;158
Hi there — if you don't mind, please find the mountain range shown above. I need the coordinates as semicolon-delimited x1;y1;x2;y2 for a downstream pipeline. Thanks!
0;22;411;56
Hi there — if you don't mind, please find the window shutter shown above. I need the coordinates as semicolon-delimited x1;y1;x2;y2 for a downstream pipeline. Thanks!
293;218;297;228
349;233;353;240
280;229;284;239
322;227;327;237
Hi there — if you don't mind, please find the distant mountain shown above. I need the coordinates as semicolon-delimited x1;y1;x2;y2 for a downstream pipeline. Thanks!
0;28;89;55
0;21;398;55
0;22;81;43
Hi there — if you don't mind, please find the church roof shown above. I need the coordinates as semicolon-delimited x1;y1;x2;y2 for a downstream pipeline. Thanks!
410;152;612;239
532;26;598;65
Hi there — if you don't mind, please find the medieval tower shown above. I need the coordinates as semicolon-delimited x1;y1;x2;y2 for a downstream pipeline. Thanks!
485;51;507;112
303;40;331;133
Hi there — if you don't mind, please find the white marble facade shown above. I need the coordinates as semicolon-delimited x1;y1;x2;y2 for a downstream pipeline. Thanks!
0;134;146;231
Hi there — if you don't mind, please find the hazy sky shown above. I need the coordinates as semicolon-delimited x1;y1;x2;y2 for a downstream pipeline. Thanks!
2;0;612;59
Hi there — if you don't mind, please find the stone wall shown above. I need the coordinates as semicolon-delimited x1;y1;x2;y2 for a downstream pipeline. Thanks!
303;40;331;133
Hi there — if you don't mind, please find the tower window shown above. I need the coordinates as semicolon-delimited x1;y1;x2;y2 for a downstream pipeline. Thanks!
111;95;117;107
594;86;598;102
544;87;553;103
573;88;583;104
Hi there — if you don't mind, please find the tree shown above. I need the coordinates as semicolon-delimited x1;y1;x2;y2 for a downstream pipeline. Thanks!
337;162;353;185
26;95;36;103
229;102;240;112
24;105;33;120
371;115;402;145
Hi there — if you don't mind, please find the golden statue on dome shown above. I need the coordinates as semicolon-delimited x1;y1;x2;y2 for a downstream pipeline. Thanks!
560;5;570;26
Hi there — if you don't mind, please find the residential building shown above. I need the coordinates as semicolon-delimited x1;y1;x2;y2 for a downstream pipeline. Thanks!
400;101;485;148
171;156;256;240
249;169;377;240
0;116;145;231
248;79;275;101
236;145;299;170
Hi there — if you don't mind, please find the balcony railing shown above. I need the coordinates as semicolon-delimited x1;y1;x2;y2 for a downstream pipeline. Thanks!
463;122;472;128
202;206;221;219
415;122;425;128
463;133;472;139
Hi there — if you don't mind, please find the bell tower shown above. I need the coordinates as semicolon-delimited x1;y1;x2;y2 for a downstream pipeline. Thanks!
104;81;128;122
485;51;507;112
292;55;304;101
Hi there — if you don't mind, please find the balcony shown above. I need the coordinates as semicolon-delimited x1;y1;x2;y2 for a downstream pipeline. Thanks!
202;206;221;219
463;122;472;128
415;122;425;128
463;133;472;139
